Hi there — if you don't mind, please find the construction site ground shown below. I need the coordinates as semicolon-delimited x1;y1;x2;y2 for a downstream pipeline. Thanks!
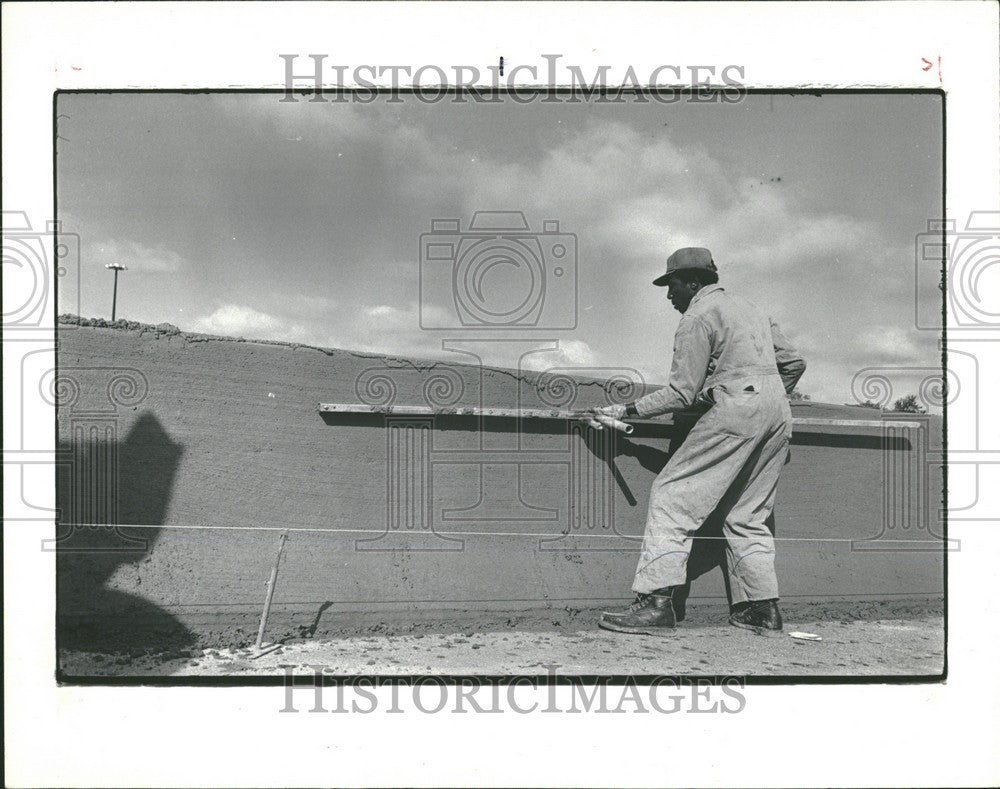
59;598;943;678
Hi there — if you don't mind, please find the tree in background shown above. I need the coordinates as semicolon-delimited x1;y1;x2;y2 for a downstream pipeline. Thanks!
891;394;926;414
789;390;811;401
853;400;883;410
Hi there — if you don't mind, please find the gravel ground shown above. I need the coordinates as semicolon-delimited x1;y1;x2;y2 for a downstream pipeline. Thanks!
59;599;943;678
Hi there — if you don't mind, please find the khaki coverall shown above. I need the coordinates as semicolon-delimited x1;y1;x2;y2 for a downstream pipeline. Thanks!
631;284;806;603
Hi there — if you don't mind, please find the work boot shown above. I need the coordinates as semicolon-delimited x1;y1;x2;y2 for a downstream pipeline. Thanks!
729;599;783;637
600;593;649;617
599;588;677;636
602;587;687;620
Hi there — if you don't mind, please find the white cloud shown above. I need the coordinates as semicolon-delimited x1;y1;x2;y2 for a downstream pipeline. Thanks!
190;303;312;343
362;302;457;333
331;304;603;374
346;302;450;359
88;238;187;273
855;325;926;365
188;300;451;362
520;340;598;372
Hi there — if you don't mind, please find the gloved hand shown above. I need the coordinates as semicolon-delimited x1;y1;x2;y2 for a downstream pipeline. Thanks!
581;403;627;430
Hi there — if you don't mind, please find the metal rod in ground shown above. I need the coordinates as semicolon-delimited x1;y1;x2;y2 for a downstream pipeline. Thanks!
254;530;288;650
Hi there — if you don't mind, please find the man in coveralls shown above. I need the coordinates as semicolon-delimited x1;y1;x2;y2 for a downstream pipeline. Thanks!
586;247;806;636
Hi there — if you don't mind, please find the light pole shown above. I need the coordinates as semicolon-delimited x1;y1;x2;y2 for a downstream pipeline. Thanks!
105;263;127;321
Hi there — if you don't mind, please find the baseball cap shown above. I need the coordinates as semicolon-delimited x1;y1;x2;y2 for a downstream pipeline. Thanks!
652;247;717;286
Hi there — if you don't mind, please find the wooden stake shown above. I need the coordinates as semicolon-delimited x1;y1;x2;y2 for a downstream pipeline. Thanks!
254;530;288;651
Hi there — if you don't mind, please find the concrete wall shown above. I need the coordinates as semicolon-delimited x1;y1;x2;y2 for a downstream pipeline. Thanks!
54;319;945;649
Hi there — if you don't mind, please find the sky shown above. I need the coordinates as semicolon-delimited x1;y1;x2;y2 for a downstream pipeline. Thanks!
56;91;943;405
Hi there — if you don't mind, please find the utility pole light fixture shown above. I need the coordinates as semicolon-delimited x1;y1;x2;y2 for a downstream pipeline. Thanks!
105;263;127;321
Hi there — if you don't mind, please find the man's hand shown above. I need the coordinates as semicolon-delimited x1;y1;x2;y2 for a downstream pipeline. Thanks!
581;403;627;430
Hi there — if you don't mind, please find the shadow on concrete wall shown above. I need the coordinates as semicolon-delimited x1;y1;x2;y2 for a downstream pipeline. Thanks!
56;411;192;655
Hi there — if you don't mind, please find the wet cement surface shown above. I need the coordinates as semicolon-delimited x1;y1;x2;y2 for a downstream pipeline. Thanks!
60;599;943;678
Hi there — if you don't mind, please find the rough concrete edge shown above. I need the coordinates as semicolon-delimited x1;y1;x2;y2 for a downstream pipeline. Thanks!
57;313;650;396
56;314;938;422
